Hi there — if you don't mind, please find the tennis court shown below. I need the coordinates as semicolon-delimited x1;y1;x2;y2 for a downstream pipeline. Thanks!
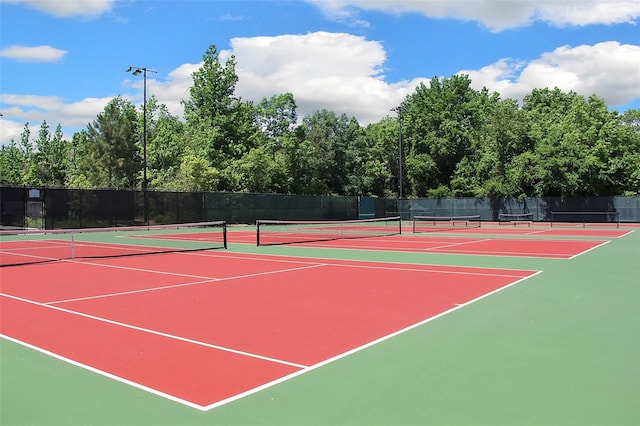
232;218;617;259
1;220;639;425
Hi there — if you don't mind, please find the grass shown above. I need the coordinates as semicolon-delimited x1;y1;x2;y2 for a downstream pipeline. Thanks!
1;225;639;425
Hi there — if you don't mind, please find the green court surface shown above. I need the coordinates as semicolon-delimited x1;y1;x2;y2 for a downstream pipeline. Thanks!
1;224;639;426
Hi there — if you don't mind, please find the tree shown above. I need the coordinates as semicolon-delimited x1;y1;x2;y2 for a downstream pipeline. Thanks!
84;97;140;188
353;118;398;197
289;110;363;195
451;98;528;197
25;122;69;186
227;146;286;193
183;44;261;173
522;89;640;196
255;92;298;156
170;154;219;191
0;141;26;184
402;75;496;196
143;97;187;188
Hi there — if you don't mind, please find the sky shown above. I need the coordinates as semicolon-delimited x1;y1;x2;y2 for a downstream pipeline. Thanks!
1;0;639;146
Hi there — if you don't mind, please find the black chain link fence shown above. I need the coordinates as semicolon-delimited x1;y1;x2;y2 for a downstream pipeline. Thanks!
1;185;638;229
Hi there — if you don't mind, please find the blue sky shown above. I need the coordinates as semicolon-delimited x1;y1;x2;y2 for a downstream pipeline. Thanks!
1;0;639;146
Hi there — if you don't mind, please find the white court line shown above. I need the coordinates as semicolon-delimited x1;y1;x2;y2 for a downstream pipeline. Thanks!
198;270;544;411
192;249;539;274
567;240;611;259
321;260;530;278
2;292;309;370
0;333;207;412
422;238;493;251
1;268;543;412
183;249;537;277
44;263;327;305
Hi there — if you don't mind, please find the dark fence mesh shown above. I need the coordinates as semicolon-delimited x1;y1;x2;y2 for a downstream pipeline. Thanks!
204;192;357;223
147;191;204;225
0;186;26;228
1;185;638;229
398;196;639;223
44;188;139;229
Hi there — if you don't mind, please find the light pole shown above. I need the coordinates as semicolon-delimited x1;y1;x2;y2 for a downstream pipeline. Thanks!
126;66;156;224
391;106;404;199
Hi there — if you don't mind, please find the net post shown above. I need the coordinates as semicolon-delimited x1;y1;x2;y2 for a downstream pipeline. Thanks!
223;222;228;249
71;232;75;260
256;220;261;246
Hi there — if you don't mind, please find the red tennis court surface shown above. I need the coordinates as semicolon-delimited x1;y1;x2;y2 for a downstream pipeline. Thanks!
419;226;633;238
1;251;538;410
229;231;609;259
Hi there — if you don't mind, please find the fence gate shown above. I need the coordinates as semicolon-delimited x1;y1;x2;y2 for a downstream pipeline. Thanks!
26;188;44;229
358;196;376;219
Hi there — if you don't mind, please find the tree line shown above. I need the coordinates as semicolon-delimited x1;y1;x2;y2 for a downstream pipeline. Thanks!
2;44;639;198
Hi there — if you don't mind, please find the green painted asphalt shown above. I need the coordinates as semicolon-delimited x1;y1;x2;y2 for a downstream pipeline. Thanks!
2;226;638;425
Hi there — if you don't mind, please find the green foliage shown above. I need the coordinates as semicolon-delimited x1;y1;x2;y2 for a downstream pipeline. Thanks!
170;154;219;191
183;44;261;173
0;142;26;184
78;97;141;188
401;75;497;196
226;147;285;193
24;122;69;186
427;185;451;198
5;44;638;199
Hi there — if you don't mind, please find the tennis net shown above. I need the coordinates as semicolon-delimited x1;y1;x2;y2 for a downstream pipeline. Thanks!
412;215;481;233
256;216;402;246
498;213;534;226
550;211;620;227
0;221;227;267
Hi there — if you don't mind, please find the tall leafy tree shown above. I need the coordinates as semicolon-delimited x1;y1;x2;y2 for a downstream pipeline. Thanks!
402;75;495;196
84;97;140;188
227;146;286;193
451;98;528;197
169;154;219;192
183;44;261;176
291;110;362;195
143;96;187;188
521;89;639;196
65;130;91;188
0;141;26;184
255;92;298;157
25;122;69;186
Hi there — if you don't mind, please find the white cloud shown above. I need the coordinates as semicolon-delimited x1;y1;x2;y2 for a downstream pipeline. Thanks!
0;45;68;62
123;63;200;119
0;93;115;144
227;32;419;124
1;34;639;147
305;0;640;31
3;0;115;18
461;41;640;107
0;116;26;146
0;63;200;145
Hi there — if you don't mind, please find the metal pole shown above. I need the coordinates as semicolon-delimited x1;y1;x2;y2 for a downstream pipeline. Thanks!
142;69;148;225
398;116;403;199
127;66;156;225
142;69;147;194
391;106;404;199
